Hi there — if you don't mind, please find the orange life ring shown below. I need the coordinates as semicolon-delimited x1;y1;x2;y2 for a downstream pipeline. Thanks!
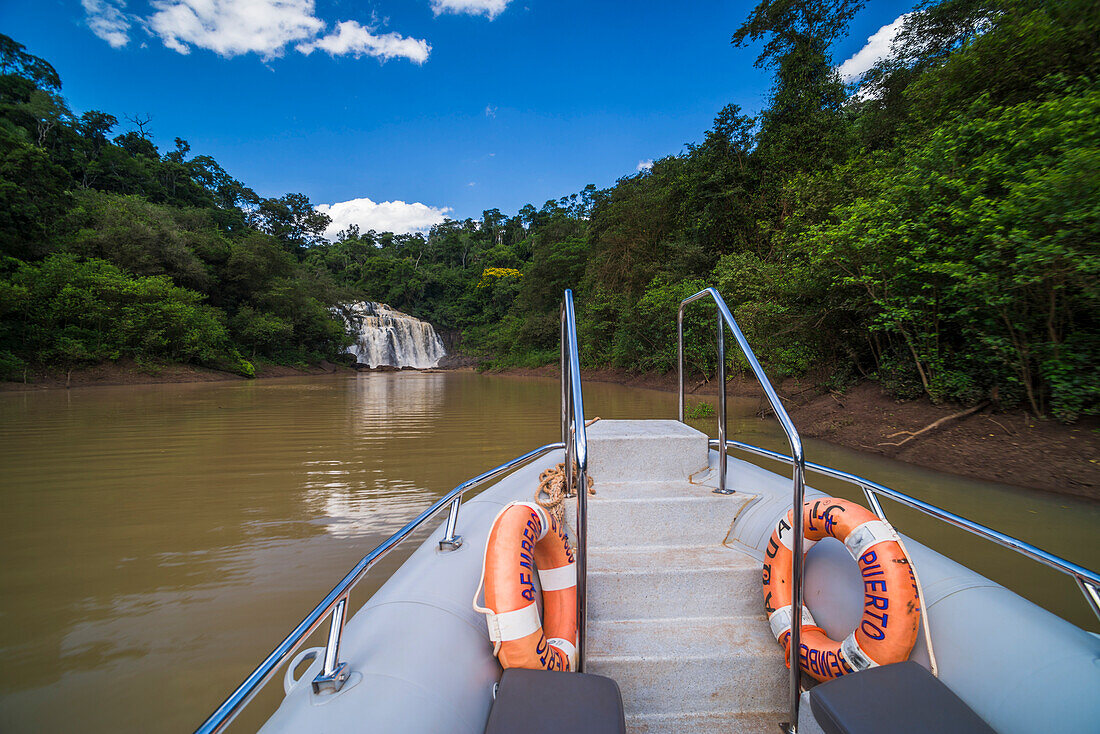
474;501;577;671
762;497;922;683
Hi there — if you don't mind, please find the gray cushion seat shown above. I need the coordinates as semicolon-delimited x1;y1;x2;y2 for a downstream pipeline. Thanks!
809;662;996;734
484;668;626;734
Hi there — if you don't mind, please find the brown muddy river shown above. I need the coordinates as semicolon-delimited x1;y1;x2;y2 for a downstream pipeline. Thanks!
1;372;1097;732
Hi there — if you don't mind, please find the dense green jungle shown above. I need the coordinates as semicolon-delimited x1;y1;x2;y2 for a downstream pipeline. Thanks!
0;0;1096;421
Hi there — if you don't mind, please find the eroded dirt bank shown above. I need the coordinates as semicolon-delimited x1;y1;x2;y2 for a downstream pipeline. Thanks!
498;365;1100;502
0;359;355;391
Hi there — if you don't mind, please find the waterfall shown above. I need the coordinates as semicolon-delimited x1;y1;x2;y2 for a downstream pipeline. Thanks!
341;302;447;369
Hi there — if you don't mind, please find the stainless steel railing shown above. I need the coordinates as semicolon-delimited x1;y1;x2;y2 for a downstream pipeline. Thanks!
194;442;564;734
561;288;591;671
677;287;807;734
715;438;1100;622
677;286;1100;732
196;290;591;733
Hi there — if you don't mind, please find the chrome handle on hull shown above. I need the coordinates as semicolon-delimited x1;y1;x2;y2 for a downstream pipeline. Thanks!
312;596;349;694
439;496;464;551
194;442;566;734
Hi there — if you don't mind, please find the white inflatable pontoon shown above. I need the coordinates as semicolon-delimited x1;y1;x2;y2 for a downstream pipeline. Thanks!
196;289;1100;734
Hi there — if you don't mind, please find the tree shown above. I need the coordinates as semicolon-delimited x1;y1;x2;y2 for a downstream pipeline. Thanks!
0;127;71;258
732;0;865;69
0;34;61;91
255;193;331;257
732;1;861;233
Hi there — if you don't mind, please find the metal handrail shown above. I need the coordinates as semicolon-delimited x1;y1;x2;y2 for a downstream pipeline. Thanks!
714;438;1100;622
194;441;565;734
198;289;591;733
560;289;591;671
677;287;806;734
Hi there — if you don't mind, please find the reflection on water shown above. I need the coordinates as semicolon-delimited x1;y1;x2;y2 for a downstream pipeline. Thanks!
0;373;1095;733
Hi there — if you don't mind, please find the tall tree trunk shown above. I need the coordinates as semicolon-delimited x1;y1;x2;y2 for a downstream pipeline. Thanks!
901;330;930;395
1001;311;1041;417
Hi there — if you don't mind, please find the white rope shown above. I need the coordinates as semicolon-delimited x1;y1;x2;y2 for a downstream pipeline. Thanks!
472;503;512;656
842;512;938;677
893;529;939;676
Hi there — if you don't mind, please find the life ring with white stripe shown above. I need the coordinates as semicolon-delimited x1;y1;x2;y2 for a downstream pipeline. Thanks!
473;501;577;671
762;497;922;683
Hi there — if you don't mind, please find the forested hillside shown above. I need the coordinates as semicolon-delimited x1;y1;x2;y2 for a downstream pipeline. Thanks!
0;33;349;379
1;0;1096;421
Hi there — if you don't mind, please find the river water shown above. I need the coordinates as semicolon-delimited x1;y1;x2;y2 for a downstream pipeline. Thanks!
1;372;1096;732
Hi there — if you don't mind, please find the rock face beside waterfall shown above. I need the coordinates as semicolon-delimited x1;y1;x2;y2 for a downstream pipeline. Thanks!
341;302;446;369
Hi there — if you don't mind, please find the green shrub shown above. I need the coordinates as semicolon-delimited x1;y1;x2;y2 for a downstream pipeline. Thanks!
685;402;715;419
0;254;230;368
0;349;25;381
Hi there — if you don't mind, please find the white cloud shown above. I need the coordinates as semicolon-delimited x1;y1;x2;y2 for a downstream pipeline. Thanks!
837;13;911;84
82;0;132;48
297;20;430;63
147;0;325;58
485;104;497;118
636;159;653;172
431;0;511;20
318;197;451;237
81;0;430;64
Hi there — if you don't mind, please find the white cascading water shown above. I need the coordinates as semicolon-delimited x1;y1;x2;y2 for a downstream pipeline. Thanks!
341;302;447;369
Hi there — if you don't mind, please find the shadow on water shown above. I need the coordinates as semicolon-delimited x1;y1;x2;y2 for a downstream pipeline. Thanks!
0;372;1095;732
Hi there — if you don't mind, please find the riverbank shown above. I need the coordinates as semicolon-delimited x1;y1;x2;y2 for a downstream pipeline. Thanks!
0;359;356;391
5;359;1096;501
498;365;1100;502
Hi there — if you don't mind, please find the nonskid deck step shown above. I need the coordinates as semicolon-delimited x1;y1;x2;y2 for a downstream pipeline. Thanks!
587;564;761;620
586;483;754;546
585;479;727;499
586;419;710;483
625;710;786;734
586;615;787;717
579;419;787;731
587;544;761;572
587;616;779;659
587;656;787;718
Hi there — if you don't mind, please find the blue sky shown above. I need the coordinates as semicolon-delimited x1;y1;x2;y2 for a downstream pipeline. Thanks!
2;0;914;234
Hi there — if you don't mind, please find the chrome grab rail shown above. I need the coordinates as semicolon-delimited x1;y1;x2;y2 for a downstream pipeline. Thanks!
714;438;1100;622
677;287;806;734
194;441;565;734
560;288;591;671
198;289;590;733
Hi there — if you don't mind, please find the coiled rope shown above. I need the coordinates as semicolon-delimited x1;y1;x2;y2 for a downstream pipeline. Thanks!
535;417;600;527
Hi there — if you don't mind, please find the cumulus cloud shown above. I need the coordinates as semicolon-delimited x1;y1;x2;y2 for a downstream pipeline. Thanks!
317;197;451;237
636;159;653;172
837;13;911;84
297;20;430;63
485;104;497;118
147;0;324;58
81;0;430;63
431;0;511;20
82;0;132;48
